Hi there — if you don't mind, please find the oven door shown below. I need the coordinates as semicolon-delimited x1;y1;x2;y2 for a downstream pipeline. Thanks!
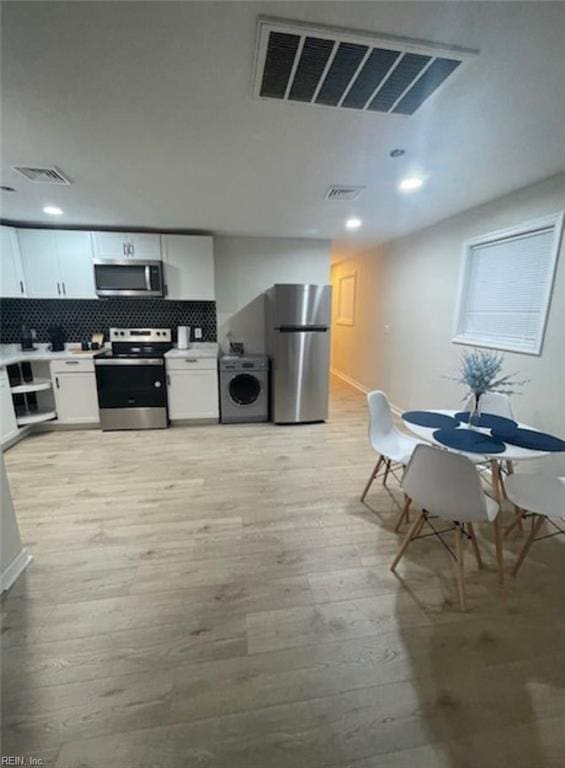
95;359;167;409
94;260;164;297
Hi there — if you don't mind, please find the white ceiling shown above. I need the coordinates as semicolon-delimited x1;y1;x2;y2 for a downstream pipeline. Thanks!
1;1;565;242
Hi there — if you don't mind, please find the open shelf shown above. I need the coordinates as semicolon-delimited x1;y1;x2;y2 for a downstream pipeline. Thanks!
16;409;57;426
10;377;53;395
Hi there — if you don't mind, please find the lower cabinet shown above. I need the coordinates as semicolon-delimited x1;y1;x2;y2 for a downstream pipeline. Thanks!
166;358;219;420
1;368;19;444
50;360;100;424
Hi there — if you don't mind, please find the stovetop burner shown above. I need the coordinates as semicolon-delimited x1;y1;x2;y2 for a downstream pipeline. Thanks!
97;327;173;360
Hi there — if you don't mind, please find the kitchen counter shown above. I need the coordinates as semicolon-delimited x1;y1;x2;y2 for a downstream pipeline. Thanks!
0;344;103;368
165;343;219;360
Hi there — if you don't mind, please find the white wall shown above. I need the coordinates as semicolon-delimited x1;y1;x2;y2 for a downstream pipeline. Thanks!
1;454;31;591
331;173;565;473
214;236;331;353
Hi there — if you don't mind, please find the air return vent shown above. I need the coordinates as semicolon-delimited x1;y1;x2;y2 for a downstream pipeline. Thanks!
253;18;477;115
326;186;364;200
12;166;71;184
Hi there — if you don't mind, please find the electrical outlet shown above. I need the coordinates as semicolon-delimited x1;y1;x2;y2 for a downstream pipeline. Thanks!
194;328;202;340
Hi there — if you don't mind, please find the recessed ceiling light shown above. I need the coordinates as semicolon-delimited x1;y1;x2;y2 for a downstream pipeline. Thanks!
399;176;424;193
346;217;362;230
390;149;406;158
43;205;63;215
1;185;16;192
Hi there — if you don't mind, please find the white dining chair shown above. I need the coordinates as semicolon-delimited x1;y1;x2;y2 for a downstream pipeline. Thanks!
361;391;422;528
504;474;565;576
390;444;499;610
463;392;514;420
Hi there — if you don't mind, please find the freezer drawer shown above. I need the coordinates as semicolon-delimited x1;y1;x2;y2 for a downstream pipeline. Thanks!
273;329;330;423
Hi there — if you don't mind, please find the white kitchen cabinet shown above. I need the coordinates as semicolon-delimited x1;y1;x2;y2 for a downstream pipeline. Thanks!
166;359;219;420
1;368;19;444
54;231;97;298
92;231;161;260
18;229;96;299
0;226;26;298
50;360;99;424
161;235;215;300
18;229;61;298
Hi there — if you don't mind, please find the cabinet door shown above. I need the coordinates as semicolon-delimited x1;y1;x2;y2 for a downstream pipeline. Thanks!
92;232;130;259
55;231;96;298
18;229;61;298
129;233;161;260
0;226;26;298
162;235;214;300
167;370;219;419
1;368;19;443
52;370;100;424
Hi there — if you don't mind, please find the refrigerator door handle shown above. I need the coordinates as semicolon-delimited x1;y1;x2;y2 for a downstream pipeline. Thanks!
276;325;328;333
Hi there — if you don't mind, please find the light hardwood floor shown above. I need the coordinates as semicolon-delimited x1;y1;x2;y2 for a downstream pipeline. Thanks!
2;377;564;768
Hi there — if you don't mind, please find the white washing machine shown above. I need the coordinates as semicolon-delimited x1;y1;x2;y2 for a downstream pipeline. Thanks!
219;355;269;423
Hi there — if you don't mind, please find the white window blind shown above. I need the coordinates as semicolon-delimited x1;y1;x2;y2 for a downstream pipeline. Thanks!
453;214;563;355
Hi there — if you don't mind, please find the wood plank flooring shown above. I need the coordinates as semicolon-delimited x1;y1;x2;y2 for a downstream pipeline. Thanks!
2;377;565;767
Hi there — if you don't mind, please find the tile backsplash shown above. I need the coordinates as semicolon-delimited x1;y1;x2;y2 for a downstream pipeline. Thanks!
0;298;217;344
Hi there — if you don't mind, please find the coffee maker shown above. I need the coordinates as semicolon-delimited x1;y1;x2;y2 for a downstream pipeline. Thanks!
48;325;66;352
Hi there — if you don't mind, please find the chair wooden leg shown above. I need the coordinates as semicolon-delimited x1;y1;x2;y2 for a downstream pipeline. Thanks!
454;524;467;611
382;458;391;486
391;511;425;572
490;460;505;587
361;455;384;501
512;516;546;577
505;506;525;538
394;495;411;533
467;522;483;569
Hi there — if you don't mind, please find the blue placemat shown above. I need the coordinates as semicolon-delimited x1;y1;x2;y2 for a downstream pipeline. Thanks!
403;410;460;429
433;428;506;454
491;427;565;453
455;411;518;430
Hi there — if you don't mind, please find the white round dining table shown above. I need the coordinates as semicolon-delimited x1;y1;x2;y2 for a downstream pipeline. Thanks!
402;409;553;586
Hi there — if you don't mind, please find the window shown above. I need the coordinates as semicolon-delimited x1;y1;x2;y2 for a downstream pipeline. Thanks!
453;213;563;355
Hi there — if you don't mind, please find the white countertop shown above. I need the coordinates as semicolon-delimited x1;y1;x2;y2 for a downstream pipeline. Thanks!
165;343;219;360
0;344;103;368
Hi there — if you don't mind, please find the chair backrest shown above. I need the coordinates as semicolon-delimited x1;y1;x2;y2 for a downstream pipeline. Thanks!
463;392;513;419
367;390;394;443
401;444;491;522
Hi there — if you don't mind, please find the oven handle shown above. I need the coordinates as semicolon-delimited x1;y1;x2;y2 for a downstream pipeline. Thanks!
94;358;164;366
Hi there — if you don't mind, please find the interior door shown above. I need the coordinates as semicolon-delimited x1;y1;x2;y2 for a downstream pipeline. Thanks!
0;226;26;297
18;229;61;298
55;231;96;298
273;329;330;423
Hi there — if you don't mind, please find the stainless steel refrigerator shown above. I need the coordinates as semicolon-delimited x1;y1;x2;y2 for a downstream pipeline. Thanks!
266;283;332;424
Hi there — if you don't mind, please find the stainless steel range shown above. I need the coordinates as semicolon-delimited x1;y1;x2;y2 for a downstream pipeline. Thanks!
94;328;172;431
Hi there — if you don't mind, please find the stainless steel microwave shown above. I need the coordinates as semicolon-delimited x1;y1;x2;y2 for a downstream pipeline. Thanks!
94;259;164;298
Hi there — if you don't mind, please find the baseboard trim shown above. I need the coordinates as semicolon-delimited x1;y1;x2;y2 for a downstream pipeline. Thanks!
1;548;32;592
330;368;403;416
330;368;370;394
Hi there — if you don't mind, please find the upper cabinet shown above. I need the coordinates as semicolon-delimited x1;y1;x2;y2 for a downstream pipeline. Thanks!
18;229;96;299
0;226;26;297
161;235;215;301
92;232;161;261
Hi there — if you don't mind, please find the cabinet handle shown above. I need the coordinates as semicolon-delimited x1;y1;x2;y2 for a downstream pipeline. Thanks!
65;360;80;365
123;242;127;256
62;282;66;296
55;376;60;389
184;359;198;363
166;374;171;386
57;282;61;295
19;280;24;294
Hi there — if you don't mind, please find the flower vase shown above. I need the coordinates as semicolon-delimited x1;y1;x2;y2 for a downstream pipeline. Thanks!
469;394;482;430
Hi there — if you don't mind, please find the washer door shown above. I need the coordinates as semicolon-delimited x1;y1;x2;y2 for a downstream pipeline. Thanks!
229;373;261;406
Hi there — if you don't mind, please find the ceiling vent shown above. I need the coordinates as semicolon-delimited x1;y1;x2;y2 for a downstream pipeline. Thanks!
253;17;477;116
12;166;71;184
326;185;364;201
